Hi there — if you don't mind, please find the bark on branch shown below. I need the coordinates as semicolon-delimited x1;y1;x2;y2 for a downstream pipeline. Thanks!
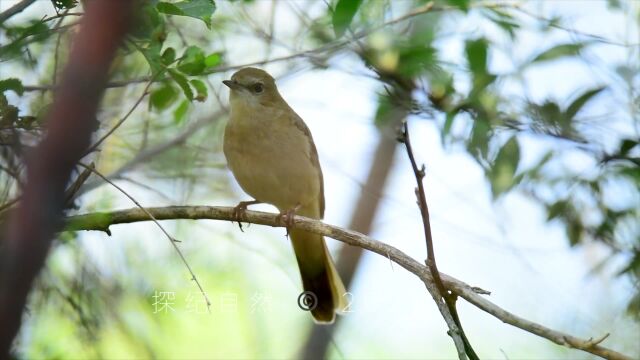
65;206;633;360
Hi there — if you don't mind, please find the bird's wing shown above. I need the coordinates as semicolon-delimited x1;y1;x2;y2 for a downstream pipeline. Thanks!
289;111;325;218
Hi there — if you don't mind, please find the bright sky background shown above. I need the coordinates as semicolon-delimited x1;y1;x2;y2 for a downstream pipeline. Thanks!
2;0;639;358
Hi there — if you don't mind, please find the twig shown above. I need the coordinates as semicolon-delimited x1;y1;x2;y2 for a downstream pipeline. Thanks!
399;121;477;359
23;0;507;92
83;80;155;157
64;162;94;206
76;163;211;310
0;0;36;24
64;205;634;360
78;111;224;195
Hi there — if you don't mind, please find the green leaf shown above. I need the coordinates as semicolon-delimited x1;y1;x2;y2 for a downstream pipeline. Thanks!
173;100;190;124
131;4;165;40
177;46;206;75
565;86;605;120
546;200;568;221
446;0;470;11
169;69;194;100
397;46;436;77
0;21;51;62
150;84;178;110
620;139;639;155
161;47;176;65
443;111;456;137
137;41;164;76
204;52;223;68
485;9;520;38
531;42;589;64
465;38;489;75
189;79;208;102
567;221;583;246
0;79;24;96
373;93;393;127
51;0;78;11
157;0;216;29
468;118;491;162
490;136;520;197
332;0;363;38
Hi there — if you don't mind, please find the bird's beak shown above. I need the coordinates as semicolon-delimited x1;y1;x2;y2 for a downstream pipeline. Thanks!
223;80;242;91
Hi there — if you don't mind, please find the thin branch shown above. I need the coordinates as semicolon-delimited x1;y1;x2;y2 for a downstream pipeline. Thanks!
76;163;211;310
64;206;634;360
78;110;225;195
0;0;36;24
400;121;476;359
22;0;515;92
83;80;154;156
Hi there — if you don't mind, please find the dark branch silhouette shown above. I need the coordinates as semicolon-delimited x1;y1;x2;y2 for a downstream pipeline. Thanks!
0;1;136;355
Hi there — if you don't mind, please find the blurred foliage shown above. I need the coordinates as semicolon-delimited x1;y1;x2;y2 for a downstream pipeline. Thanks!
0;0;639;357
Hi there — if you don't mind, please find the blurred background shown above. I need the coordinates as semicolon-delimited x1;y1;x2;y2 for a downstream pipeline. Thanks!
1;0;639;358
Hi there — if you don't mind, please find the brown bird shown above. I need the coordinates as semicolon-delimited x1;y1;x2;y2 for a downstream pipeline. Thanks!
222;67;346;323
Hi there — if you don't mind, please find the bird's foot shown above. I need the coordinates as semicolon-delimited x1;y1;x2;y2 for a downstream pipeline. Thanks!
232;200;261;231
276;203;301;238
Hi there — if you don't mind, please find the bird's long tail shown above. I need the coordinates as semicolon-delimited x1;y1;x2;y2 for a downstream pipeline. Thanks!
290;227;346;323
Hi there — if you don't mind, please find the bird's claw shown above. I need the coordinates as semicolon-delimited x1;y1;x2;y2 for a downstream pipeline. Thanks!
277;204;301;238
232;200;260;232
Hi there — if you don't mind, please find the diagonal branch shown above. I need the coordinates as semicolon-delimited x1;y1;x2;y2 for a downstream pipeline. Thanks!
399;121;476;359
0;0;36;24
64;206;634;360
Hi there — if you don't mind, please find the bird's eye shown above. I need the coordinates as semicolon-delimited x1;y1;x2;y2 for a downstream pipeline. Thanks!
253;83;264;93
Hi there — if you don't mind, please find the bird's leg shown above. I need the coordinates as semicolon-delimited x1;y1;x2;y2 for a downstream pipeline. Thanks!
276;203;301;238
232;199;261;231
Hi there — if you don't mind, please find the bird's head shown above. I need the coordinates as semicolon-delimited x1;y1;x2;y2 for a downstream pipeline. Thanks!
223;67;282;109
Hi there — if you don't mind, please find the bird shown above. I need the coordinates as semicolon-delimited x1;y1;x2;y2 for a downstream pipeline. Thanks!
222;67;346;323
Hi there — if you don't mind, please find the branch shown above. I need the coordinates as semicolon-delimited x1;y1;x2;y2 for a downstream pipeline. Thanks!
400;121;475;359
0;0;36;24
64;206;634;360
22;1;512;92
0;1;136;356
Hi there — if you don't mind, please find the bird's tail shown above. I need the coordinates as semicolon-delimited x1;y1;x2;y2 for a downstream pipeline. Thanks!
290;227;346;323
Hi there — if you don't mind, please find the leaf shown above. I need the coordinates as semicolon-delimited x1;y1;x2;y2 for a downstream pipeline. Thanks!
443;111;456;137
567;221;583;246
177;46;206;75
0;78;24;96
0;21;51;62
173;100;190;124
189;79;208;102
169;69;194;100
465;38;489;75
468;118;491;162
373;93;395;127
465;38;496;96
204;52;223;68
619;139;639;155
446;0;470;11
565;86;605;120
397;46;436;77
51;0;78;11
161;47;176;65
150;84;178;110
332;0;363;38
157;0;216;29
531;42;589;64
137;41;164;76
490;136;520;197
485;9;520;38
546;200;568;221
